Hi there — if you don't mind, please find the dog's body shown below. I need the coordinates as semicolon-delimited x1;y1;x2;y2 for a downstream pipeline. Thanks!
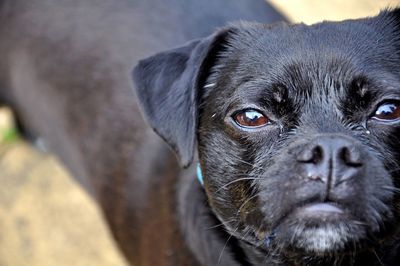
2;1;400;266
0;0;285;265
133;8;400;265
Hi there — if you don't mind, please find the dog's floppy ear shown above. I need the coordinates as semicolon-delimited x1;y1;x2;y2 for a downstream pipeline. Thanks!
132;28;232;167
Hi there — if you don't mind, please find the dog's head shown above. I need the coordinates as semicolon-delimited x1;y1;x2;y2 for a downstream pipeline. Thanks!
133;9;400;262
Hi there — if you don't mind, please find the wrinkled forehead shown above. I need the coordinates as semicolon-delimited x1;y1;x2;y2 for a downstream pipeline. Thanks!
228;15;399;72
208;16;400;112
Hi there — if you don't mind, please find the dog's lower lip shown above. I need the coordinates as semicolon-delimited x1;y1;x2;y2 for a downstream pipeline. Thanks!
301;203;344;214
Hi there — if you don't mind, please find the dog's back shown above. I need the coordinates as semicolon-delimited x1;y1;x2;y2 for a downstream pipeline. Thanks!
0;1;284;264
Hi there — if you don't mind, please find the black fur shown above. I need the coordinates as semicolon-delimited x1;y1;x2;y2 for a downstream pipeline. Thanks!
133;29;233;167
134;8;400;265
0;0;286;265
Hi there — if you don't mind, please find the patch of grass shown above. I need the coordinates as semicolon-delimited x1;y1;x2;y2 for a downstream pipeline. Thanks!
0;127;19;144
0;108;19;145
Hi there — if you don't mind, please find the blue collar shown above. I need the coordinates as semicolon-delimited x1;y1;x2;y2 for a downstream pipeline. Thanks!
197;164;204;186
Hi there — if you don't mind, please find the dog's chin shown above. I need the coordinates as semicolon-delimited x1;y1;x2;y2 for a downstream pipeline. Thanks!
288;224;357;254
276;203;367;255
282;221;363;255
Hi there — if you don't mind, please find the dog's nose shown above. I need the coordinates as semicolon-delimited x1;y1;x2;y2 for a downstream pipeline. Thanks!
296;136;363;187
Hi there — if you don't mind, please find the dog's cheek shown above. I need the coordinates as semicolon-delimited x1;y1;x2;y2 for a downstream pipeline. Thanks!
366;125;400;220
382;127;400;221
197;130;269;233
198;130;251;218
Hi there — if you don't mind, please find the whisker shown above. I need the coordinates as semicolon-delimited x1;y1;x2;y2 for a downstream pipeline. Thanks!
381;185;400;194
236;193;260;218
372;248;384;266
232;157;264;171
387;167;400;174
206;218;236;230
216;177;263;193
217;226;238;266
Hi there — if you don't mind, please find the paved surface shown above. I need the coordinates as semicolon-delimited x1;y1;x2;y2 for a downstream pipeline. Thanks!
269;0;399;24
0;1;397;265
0;141;128;266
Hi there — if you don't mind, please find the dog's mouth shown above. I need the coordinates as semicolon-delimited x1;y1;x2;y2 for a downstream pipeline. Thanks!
293;202;347;222
267;198;371;251
226;196;380;257
221;199;358;253
247;195;395;258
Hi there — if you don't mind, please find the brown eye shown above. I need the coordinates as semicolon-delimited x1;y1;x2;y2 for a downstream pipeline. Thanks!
233;109;269;128
373;101;400;122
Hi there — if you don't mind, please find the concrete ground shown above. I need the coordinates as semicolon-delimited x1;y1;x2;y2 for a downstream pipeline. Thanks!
0;1;398;265
0;108;128;266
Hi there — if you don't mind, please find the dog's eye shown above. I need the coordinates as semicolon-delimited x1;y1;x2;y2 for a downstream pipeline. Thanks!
372;101;400;122
233;109;269;128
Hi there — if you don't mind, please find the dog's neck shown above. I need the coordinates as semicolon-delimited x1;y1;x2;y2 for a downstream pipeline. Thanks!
177;166;280;265
177;167;248;266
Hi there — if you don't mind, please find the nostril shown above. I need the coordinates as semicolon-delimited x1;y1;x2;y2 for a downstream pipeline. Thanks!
311;146;323;164
339;146;363;167
297;145;323;164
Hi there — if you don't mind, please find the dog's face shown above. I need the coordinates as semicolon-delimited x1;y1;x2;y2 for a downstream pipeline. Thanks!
197;20;400;257
133;9;400;262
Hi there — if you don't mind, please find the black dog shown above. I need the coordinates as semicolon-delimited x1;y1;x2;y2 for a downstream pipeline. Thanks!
134;7;400;266
0;0;284;265
2;0;400;265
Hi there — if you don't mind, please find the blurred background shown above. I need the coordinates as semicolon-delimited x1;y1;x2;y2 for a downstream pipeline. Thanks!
0;0;398;265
